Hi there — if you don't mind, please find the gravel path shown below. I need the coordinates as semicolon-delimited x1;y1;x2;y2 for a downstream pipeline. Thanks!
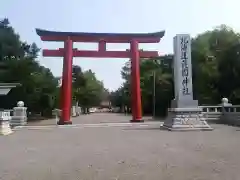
1;114;240;180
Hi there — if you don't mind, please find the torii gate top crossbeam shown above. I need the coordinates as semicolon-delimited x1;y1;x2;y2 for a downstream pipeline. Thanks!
36;29;165;43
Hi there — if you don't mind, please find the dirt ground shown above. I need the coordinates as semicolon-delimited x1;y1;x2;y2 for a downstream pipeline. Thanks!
1;114;240;180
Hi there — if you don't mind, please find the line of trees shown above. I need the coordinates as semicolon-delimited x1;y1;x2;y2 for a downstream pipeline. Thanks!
2;18;240;118
110;25;240;117
0;18;107;117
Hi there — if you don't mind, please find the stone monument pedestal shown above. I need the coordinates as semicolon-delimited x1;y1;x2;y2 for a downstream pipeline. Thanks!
0;111;13;135
162;107;213;131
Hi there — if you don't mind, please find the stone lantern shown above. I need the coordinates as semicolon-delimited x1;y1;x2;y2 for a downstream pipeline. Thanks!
11;100;27;127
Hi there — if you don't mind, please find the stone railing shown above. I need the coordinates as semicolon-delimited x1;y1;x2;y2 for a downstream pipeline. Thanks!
200;105;240;126
201;105;223;121
220;106;240;126
2;106;27;127
5;109;14;116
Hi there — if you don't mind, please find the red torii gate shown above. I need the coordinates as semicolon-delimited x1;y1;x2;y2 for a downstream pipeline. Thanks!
36;29;165;125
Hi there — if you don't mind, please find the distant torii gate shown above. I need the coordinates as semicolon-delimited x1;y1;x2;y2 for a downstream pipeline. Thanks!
36;29;165;125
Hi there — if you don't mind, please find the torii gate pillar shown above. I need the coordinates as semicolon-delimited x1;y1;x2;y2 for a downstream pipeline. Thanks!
58;37;73;125
130;40;143;122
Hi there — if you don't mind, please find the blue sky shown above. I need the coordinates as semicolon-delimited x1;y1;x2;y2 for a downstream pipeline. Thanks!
1;0;240;90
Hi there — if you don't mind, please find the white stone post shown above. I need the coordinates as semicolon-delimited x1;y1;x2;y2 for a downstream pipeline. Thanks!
220;98;232;107
11;101;27;126
53;109;61;125
0;110;13;135
71;106;77;117
162;34;212;131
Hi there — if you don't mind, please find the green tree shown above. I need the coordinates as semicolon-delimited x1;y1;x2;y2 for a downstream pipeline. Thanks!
0;18;58;117
111;25;240;117
191;25;240;104
111;55;173;116
72;67;105;113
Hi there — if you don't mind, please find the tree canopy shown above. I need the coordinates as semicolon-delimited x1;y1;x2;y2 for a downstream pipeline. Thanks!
0;18;106;117
2;18;240;118
72;67;106;113
110;25;240;116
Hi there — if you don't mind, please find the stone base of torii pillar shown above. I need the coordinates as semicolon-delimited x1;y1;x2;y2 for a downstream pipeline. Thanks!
161;34;212;131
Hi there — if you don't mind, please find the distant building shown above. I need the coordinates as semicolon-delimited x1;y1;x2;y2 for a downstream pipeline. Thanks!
100;100;111;108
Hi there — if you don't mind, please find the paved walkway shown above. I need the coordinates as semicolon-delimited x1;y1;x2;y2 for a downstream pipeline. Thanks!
26;113;155;126
1;114;240;180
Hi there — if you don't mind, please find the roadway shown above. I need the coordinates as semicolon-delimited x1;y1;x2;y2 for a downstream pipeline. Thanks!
1;113;240;180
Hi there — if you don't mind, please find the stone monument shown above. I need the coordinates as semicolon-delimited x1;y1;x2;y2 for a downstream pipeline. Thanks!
11;101;27;127
162;34;212;131
0;83;20;135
